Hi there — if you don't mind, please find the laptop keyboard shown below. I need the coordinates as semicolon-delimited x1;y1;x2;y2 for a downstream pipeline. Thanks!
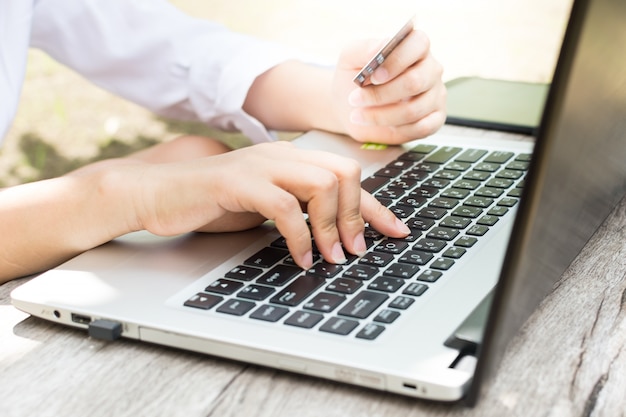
183;143;531;340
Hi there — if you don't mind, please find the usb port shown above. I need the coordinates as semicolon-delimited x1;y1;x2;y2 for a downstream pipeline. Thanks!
71;313;91;325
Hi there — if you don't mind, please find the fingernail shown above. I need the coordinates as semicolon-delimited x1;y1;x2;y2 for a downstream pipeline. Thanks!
396;218;411;235
371;67;389;84
331;242;347;264
300;250;313;270
353;233;367;257
348;88;365;106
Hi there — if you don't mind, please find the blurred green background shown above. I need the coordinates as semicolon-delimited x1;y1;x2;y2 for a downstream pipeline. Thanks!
0;0;571;187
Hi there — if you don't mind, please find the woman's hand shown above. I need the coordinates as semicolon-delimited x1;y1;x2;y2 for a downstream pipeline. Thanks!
130;141;410;269
332;29;447;144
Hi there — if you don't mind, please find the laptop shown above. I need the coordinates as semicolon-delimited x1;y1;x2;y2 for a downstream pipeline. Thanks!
11;0;626;405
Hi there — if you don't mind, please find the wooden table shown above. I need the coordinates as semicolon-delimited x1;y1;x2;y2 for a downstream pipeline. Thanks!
1;126;625;417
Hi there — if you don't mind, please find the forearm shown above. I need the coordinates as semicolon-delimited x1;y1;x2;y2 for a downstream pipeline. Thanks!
243;60;344;134
0;161;138;283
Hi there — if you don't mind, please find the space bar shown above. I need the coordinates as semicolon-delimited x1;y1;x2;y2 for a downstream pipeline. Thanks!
270;275;326;306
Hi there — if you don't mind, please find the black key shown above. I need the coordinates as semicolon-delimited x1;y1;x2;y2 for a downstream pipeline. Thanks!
416;270;443;283
455;148;488;163
417;207;447;220
488;205;509;216
375;239;409;255
376;188;403;200
421;178;450;189
270;275;326;306
399;151;429;162
389;296;415;310
343;264;379;280
384;262;420;279
356;323;386;340
303;292;346;313
496;169;523;180
406;217;435;231
373;166;403;178
390;205;415;219
284;311;324;329
364;227;384;241
368;276;405;293
484;151;514;164
426;227;460;241
184;293;222;310
319;317;359;335
415;162;440;173
270;237;289;249
389;178;418;190
374;309;401;323
439;216;471;229
498;197;519;207
474;187;504;198
387;159;414;170
452;206;483;218
463;170;491;181
250;305;289;322
486;178;514;189
443;247;466;259
452;179;480;190
307;261;344;279
464;196;494;208
216;299;256;316
474;162;501;172
398;195;427;209
327;277;363;294
238;284;275;301
424;146;462;164
361;176;389;193
477;215;499;226
338;291;389;319
359;251;394;267
411;186;439;198
506;161;530;171
445;161;471;171
434;170;460;180
225;265;263;281
257;264;302;286
431;258;455;270
399;250;433;265
440;188;470;199
409;143;438;154
205;279;244;295
455;236;478;248
401;170;429;182
429;197;459;210
244;247;288;268
467;225;490;236
413;238;447;252
403;283;428;296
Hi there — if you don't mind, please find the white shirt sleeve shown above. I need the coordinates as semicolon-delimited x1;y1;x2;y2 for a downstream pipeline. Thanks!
29;0;297;144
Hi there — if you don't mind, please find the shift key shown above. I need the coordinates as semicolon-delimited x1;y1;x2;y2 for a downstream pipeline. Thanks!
270;275;326;306
337;291;389;319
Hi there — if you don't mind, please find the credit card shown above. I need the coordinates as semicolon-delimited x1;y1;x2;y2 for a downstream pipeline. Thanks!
353;17;415;87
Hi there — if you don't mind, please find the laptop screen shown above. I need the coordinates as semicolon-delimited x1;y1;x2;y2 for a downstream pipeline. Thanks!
468;0;626;404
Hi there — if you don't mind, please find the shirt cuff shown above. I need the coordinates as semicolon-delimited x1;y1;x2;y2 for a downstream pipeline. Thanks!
187;32;297;144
